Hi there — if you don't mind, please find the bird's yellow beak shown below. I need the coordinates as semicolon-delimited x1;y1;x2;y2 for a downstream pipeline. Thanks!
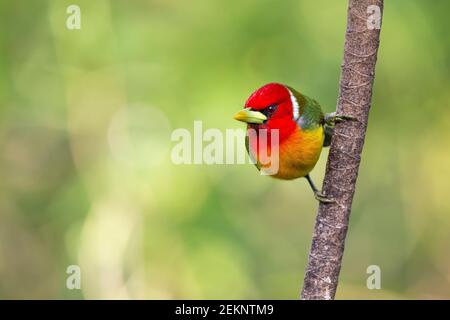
233;108;267;124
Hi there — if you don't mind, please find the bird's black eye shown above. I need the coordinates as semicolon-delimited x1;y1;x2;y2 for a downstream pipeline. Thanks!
259;104;277;119
264;104;277;116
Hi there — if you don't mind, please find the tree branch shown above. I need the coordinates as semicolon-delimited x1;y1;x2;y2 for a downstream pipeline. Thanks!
301;0;384;300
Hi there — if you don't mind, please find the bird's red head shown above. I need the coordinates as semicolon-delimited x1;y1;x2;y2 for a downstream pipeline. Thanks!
234;83;300;143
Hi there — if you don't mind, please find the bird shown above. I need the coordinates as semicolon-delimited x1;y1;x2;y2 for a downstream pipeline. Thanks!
233;83;353;203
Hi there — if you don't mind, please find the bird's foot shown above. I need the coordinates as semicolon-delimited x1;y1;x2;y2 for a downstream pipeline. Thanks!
314;191;336;204
334;114;356;123
325;112;357;126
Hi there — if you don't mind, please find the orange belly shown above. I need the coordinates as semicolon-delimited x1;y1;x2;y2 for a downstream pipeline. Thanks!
259;126;324;179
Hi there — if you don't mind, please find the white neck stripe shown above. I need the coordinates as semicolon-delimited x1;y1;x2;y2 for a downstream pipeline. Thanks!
287;88;300;120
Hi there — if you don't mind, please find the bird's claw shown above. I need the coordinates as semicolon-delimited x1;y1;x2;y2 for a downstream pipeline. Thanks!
325;112;357;126
333;114;357;123
314;191;336;204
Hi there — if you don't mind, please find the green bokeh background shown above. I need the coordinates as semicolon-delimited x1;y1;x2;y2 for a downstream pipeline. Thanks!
1;0;449;299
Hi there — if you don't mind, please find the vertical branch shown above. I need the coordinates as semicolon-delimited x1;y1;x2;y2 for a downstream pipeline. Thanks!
301;0;384;300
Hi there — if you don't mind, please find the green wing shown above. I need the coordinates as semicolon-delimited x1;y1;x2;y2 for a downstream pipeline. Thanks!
287;86;332;147
287;86;324;131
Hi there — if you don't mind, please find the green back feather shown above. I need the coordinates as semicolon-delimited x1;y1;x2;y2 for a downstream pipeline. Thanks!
287;86;324;131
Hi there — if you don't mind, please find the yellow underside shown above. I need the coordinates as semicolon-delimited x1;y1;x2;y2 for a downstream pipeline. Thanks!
259;126;324;179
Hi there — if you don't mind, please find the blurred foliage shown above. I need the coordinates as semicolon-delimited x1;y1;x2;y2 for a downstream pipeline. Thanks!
0;0;450;299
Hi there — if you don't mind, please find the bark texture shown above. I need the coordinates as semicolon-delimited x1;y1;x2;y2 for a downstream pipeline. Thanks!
301;0;384;300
